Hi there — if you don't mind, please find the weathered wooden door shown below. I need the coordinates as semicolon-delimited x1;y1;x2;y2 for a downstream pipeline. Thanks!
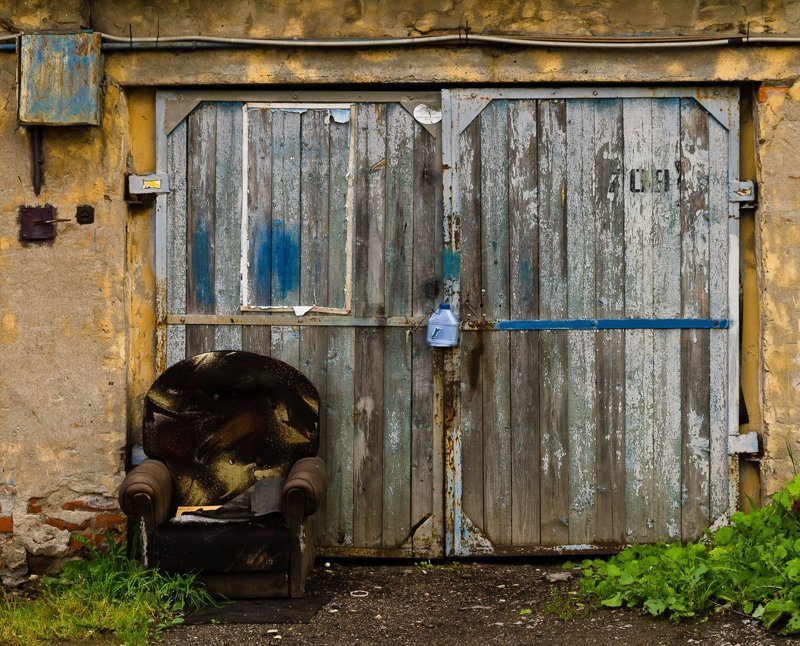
157;88;741;559
156;92;445;557
442;88;740;555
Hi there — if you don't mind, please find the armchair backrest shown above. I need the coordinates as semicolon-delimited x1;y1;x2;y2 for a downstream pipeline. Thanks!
142;351;320;507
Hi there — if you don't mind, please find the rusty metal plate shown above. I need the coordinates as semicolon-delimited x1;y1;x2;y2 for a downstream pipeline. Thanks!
18;33;102;126
19;205;56;241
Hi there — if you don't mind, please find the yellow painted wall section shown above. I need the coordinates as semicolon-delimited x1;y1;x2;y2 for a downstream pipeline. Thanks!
125;89;157;445
0;61;130;582
1;0;800;576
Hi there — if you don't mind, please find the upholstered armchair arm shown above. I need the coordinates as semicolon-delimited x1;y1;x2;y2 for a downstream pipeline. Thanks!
282;456;327;518
282;456;326;598
118;459;173;564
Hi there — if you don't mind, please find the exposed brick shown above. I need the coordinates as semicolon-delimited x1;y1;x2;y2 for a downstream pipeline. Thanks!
27;498;43;514
62;496;119;512
94;513;126;530
758;86;789;103
0;517;13;533
45;517;90;532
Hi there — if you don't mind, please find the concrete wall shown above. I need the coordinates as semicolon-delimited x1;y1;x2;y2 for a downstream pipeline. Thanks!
0;0;799;582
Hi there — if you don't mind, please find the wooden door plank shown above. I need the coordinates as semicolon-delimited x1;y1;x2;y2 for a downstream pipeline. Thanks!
537;99;570;546
708;116;730;522
623;98;656;543
300;324;329;541
680;98;711;541
508;99;540;546
213;103;243;351
299;109;332;539
327;116;351;311
354;327;385;547
385;103;414;316
566;100;597;545
270;109;302;306
310;109;353;553
242;107;273;356
651;99;683;541
186;103;217;356
479;100;512;545
382;327;412;547
353;103;387;548
382;104;415;548
457;116;485;532
270;110;302;365
166;119;188;362
300;109;330;308
322;327;355;547
593;98;626;544
353;103;387;317
246;107;273;307
410;122;440;550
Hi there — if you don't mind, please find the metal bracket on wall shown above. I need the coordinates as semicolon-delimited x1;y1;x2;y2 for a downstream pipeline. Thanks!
730;179;757;210
728;431;760;455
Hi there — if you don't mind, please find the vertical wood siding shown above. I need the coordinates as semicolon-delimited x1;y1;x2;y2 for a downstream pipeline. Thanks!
165;91;732;556
451;95;732;549
166;101;442;556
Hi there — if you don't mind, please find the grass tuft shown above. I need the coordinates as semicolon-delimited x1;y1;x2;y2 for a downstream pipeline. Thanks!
0;533;214;645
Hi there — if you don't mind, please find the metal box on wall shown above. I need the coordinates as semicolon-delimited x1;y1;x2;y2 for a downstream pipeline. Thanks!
18;32;102;126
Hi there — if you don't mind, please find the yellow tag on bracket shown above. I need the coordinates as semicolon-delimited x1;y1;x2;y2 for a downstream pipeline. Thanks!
142;179;162;190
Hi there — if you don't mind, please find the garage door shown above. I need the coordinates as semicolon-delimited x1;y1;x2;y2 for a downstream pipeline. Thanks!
442;88;739;555
155;87;740;558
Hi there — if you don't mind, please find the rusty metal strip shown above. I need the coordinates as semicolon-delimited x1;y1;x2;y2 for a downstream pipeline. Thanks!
166;314;426;327
315;546;415;558
441;89;465;557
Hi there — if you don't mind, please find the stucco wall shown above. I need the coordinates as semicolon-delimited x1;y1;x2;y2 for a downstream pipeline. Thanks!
0;0;798;581
755;82;800;498
0;60;130;583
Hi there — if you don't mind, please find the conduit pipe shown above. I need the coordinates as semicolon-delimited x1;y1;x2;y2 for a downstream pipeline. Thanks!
2;31;800;52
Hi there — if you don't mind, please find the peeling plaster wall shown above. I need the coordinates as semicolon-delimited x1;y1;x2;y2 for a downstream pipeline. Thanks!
0;0;799;578
755;82;800;499
84;0;800;38
0;54;129;582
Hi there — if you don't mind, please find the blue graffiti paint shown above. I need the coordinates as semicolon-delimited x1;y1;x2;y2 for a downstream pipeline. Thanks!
251;216;272;304
443;247;461;282
270;219;301;301
192;222;214;308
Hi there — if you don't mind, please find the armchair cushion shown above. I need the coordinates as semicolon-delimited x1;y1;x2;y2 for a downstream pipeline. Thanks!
152;519;289;574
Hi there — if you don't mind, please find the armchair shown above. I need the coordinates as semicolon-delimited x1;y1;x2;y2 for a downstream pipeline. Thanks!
118;351;327;598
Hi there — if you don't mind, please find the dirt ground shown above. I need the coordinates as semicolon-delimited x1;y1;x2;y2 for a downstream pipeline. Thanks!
161;560;800;645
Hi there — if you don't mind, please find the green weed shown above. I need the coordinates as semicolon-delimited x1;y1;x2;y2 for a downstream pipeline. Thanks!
572;474;800;634
544;588;588;621
0;533;214;645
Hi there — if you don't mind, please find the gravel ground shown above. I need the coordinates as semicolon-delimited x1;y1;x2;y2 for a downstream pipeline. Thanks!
159;560;800;645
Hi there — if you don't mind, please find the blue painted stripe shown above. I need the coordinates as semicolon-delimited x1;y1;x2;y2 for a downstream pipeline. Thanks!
491;318;731;331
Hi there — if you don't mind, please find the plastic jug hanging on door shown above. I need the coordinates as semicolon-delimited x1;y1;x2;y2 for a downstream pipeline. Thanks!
426;303;459;348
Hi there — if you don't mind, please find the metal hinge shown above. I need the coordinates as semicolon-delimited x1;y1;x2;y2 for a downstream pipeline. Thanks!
730;180;757;205
728;431;760;455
